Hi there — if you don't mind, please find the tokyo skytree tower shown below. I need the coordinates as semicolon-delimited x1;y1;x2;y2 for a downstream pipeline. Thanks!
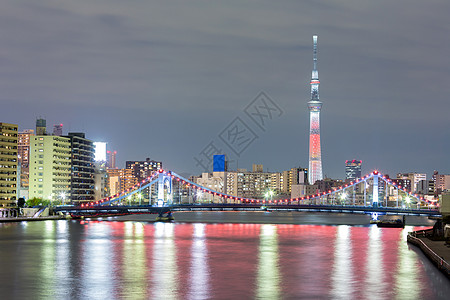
308;35;323;184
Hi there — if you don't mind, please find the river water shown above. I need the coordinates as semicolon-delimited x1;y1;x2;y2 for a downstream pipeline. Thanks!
0;212;448;299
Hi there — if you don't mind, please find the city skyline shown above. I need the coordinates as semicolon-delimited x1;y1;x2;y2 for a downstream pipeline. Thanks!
1;1;449;178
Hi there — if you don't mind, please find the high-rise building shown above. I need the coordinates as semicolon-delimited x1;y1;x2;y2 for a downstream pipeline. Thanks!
391;178;412;193
36;118;46;135
106;168;137;196
29;136;71;202
397;172;427;193
125;158;162;181
417;180;435;195
434;173;450;193
66;133;95;203
18;130;34;167
308;35;323;185
226;170;275;199
18;129;34;189
107;150;117;169
0;123;18;207
94;167;109;201
252;164;263;173
53;124;63;136
345;160;362;181
287;167;308;192
196;172;227;201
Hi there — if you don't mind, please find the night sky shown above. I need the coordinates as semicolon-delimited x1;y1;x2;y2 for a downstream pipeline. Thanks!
2;1;449;179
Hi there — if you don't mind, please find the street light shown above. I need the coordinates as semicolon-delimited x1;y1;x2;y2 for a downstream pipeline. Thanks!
340;192;347;205
405;196;411;208
196;190;203;203
60;192;66;206
265;190;274;204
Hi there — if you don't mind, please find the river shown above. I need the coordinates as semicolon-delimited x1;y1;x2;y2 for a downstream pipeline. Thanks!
0;212;448;299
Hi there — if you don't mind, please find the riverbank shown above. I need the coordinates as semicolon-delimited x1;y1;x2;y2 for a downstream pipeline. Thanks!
407;231;450;279
0;216;65;223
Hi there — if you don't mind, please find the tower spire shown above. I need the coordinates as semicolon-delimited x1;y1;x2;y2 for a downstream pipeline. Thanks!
308;35;323;185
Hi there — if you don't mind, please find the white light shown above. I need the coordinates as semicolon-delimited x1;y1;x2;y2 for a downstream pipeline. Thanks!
93;142;107;161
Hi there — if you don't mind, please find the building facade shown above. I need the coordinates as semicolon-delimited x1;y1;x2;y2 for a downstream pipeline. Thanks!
434;173;450;194
29;136;71;202
18;129;34;192
67;133;95;203
94;165;109;201
397;172;427;193
35;118;46;135
106;168;137;196
107;150;117;169
345;160;362;181
53;124;63;136
0;123;18;206
125;158;162;181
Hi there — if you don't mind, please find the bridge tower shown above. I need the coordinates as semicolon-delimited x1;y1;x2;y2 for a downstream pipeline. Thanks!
308;35;323;185
157;172;173;206
372;172;379;207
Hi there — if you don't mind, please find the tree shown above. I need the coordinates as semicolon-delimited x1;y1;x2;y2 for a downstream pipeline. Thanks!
26;197;50;207
17;198;26;208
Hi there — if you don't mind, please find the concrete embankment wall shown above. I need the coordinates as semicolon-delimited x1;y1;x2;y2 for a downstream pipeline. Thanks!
407;233;450;278
22;208;49;217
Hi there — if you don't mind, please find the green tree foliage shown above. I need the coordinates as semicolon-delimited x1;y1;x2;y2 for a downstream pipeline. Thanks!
26;197;50;207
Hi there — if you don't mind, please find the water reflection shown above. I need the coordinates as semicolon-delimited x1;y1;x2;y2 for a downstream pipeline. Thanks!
151;222;178;299
257;224;281;299
81;222;114;299
331;225;354;299
394;226;420;299
364;226;387;299
40;221;56;298
121;222;147;299
188;223;210;300
0;220;449;299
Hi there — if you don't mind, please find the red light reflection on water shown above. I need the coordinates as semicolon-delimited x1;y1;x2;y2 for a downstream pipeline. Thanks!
71;222;444;299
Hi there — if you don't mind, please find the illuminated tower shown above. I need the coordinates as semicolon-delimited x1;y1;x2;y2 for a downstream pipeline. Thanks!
308;35;323;184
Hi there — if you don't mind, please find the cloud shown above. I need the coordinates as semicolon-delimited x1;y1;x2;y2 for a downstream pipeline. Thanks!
1;0;450;178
